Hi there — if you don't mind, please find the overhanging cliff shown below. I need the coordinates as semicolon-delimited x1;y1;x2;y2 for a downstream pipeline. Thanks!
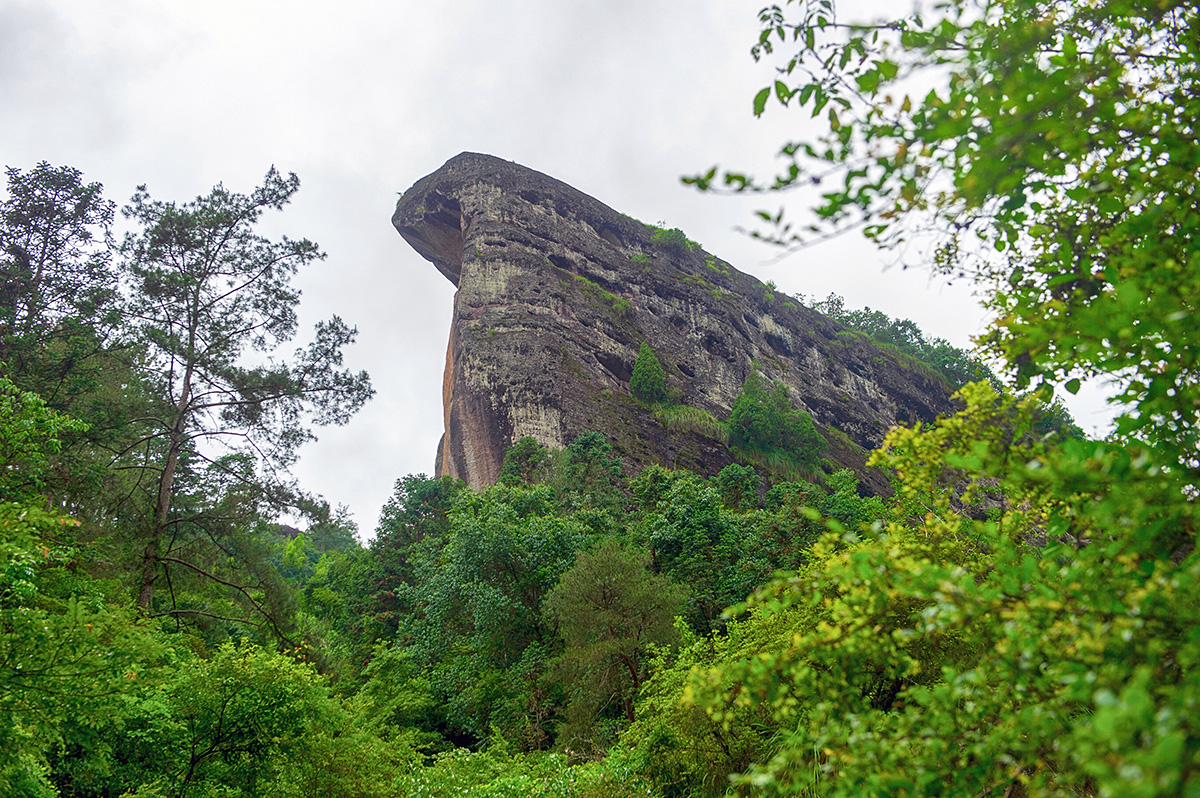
393;153;954;490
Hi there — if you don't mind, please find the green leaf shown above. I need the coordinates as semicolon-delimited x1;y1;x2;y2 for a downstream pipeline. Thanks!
754;87;771;117
856;70;881;93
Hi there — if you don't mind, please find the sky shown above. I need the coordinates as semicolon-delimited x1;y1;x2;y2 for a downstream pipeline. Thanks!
1;0;1114;536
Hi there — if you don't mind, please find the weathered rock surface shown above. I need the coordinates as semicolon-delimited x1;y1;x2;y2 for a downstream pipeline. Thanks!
393;153;954;490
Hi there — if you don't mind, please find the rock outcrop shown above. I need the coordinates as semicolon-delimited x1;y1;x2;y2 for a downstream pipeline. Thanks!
393;153;954;490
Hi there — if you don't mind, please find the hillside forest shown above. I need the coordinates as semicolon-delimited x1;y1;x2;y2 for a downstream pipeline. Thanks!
4;0;1199;796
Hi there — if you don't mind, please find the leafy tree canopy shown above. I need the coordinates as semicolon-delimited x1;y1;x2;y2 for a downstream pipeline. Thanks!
0;377;87;501
676;1;1200;795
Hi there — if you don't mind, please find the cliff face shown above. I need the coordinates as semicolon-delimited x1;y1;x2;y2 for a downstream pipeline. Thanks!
393;153;954;490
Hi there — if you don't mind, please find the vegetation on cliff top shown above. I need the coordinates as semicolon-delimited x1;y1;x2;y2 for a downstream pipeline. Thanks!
808;292;997;390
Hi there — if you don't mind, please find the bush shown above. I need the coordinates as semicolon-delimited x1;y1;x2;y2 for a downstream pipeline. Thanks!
650;227;696;255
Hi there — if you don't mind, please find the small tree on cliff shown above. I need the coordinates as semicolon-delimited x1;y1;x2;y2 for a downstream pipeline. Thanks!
728;370;825;473
119;168;373;623
629;342;667;404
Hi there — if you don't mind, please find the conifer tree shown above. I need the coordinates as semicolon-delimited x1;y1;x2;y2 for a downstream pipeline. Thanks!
629;341;667;404
118;168;373;623
544;538;684;730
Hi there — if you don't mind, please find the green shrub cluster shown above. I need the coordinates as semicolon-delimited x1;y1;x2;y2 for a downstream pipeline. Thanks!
649;226;698;255
728;370;826;474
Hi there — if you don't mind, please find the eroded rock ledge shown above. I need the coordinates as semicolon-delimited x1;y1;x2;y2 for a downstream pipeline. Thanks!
393;152;953;490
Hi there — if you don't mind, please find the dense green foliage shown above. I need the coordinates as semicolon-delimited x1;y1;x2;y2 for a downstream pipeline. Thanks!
675;0;1200;795
629;341;669;404
728;370;826;474
324;442;878;758
498;436;552;486
0;165;388;797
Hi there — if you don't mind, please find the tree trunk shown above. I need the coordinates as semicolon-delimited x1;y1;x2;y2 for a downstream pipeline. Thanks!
618;652;641;723
138;359;193;610
137;536;157;609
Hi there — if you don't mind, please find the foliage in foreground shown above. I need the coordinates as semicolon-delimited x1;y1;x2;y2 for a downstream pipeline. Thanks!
687;385;1200;797
677;0;1200;794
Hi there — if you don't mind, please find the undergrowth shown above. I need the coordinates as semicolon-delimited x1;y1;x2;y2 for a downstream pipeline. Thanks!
652;405;729;443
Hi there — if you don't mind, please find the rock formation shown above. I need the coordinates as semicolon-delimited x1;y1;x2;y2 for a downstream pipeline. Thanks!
393;153;954;490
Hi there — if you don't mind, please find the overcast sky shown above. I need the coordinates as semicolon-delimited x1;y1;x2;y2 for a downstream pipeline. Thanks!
2;0;1114;536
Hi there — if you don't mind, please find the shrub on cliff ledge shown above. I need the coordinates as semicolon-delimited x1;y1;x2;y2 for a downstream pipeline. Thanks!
629;342;668;404
728;371;825;473
650;226;696;255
